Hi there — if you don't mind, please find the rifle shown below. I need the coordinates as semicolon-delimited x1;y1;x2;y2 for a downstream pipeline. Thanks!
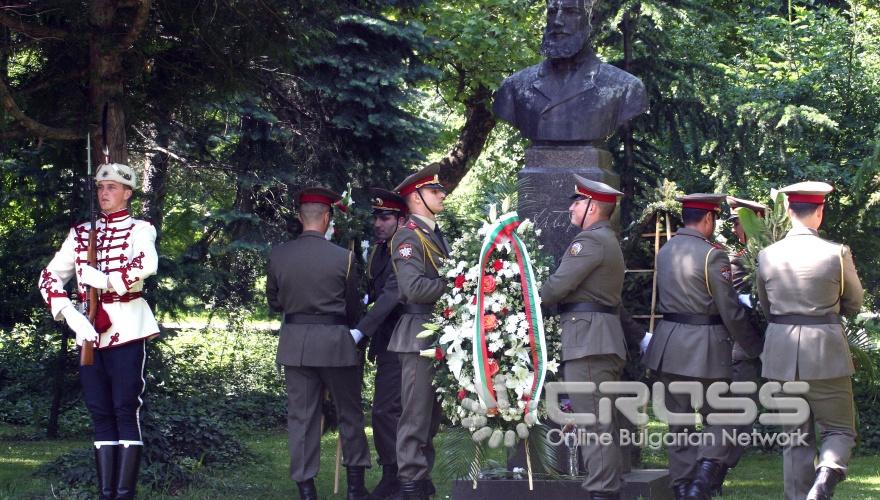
80;134;97;366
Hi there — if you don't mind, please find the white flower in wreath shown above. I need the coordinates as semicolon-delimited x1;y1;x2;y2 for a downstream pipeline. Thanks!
439;325;459;345
447;349;465;379
546;359;560;373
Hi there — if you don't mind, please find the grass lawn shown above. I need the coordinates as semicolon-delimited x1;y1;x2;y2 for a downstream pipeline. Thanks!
2;423;879;499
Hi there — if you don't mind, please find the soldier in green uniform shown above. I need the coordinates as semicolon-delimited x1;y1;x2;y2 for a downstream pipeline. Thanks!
388;163;449;500
265;187;371;500
539;175;628;500
716;196;768;493
353;188;407;500
756;182;863;500
642;194;763;500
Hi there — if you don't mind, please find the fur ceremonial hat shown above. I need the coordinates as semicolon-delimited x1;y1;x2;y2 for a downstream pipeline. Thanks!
95;163;137;190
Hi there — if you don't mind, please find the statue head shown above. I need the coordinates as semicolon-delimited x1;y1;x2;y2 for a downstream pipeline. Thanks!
540;0;596;60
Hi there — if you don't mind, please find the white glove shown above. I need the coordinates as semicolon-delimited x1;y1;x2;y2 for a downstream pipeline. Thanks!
350;329;364;344
61;306;98;346
79;264;109;289
639;332;653;355
738;294;753;308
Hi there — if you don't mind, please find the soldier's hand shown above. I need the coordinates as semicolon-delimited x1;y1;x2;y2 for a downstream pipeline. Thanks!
79;264;109;289
61;306;99;346
350;329;365;344
639;332;653;355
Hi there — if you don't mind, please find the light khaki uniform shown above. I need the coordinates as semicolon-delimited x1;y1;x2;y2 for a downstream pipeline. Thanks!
539;220;627;493
389;215;449;482
642;227;762;486
266;230;370;482
757;227;864;500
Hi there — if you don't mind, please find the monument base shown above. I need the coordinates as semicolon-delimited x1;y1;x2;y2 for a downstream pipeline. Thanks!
518;145;620;263
451;469;672;499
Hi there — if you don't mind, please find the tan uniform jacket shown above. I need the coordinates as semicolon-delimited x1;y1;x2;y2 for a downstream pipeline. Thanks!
757;227;864;381
387;217;449;353
643;227;762;379
539;220;627;361
266;230;362;367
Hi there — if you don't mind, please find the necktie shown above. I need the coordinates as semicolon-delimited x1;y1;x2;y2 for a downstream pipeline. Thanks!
434;226;449;256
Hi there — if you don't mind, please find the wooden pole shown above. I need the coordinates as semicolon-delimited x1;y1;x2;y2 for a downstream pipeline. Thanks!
334;435;342;494
525;438;534;491
648;214;662;333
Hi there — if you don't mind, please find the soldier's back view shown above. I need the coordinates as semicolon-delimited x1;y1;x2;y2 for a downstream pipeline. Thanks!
757;182;864;500
266;187;370;500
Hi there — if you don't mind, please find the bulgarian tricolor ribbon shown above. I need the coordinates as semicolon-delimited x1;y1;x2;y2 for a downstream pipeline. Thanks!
472;211;548;419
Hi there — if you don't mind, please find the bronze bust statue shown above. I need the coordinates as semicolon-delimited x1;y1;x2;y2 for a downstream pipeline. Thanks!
493;0;648;143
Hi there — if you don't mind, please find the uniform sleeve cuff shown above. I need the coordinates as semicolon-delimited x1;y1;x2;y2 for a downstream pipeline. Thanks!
51;297;73;321
108;273;128;295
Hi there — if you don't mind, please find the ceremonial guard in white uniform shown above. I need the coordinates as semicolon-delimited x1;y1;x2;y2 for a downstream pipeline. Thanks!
38;162;159;499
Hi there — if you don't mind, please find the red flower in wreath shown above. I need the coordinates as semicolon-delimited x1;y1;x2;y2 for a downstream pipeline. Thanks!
434;347;445;360
443;307;454;319
457;389;467;400
454;274;466;288
481;275;497;294
492;259;504;272
482;313;498;332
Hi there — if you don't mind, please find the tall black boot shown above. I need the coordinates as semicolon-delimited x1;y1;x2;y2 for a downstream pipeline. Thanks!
296;478;318;500
673;479;691;500
400;480;426;500
114;444;142;500
686;459;722;500
807;466;844;500
710;464;729;497
370;464;400;500
346;466;370;500
94;443;118;500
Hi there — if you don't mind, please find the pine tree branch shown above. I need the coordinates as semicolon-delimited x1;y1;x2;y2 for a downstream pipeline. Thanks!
0;73;81;139
0;10;69;40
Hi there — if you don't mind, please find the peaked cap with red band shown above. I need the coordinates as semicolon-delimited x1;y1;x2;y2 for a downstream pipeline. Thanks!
726;196;768;222
394;163;445;198
295;186;342;207
676;193;727;213
369;188;407;215
779;181;833;205
569;174;624;202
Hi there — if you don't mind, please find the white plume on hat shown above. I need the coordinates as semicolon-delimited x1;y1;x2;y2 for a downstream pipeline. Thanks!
95;163;137;190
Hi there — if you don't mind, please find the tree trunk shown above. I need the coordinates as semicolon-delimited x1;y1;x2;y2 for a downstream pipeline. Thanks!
141;120;171;233
88;0;128;163
437;85;497;193
46;319;70;438
619;9;636;224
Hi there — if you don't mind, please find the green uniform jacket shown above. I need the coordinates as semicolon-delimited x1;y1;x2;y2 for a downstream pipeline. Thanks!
643;227;762;379
757;226;864;381
266;230;363;367
387;216;449;354
729;248;759;361
539;220;627;362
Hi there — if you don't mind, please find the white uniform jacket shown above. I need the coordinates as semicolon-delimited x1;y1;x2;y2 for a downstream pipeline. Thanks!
38;209;160;348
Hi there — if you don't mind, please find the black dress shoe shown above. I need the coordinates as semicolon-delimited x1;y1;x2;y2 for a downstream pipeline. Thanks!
400;480;426;500
686;459;722;500
807;466;844;500
673;479;691;500
710;464;729;496
371;464;401;500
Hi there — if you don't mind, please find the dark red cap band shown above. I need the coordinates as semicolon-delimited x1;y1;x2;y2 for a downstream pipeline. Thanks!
682;201;721;212
786;194;826;204
575;186;618;203
373;200;407;212
399;175;440;197
300;194;334;206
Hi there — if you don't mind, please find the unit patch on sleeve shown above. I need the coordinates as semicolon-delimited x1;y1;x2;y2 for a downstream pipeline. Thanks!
570;242;583;256
720;265;732;282
398;243;414;260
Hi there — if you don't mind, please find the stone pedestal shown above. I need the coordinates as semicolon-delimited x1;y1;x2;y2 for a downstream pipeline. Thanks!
451;469;673;500
517;145;620;263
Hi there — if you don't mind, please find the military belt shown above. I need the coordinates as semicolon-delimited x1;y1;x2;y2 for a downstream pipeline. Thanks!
662;313;724;325
402;304;434;314
768;314;841;325
284;314;347;325
559;302;619;315
100;291;143;304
